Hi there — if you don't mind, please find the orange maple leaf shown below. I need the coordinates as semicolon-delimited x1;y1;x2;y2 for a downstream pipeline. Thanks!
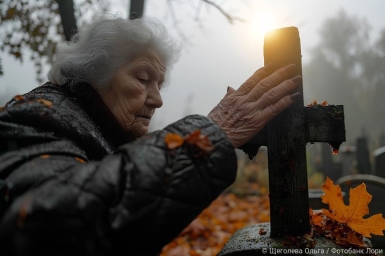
321;177;385;238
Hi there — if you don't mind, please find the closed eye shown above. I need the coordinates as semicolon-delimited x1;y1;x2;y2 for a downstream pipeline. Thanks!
138;77;149;84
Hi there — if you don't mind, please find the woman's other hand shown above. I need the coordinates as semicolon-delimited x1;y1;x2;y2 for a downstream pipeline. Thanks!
207;63;302;148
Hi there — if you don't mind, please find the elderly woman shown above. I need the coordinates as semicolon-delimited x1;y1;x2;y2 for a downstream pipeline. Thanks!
0;16;301;255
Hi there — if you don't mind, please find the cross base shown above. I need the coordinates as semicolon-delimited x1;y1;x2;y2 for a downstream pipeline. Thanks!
218;223;371;256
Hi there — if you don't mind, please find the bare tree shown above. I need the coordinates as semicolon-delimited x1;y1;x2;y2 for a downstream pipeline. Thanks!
1;0;243;82
0;0;108;83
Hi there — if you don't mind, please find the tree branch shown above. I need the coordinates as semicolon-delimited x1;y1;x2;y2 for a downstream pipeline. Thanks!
201;0;245;24
167;0;193;46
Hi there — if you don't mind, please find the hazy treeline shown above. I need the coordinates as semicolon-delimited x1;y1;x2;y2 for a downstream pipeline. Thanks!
303;11;385;149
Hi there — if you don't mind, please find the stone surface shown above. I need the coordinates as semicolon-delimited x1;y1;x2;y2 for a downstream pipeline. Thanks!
218;223;371;256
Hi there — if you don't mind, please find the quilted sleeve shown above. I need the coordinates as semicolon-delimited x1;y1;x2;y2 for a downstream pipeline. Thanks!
0;115;237;256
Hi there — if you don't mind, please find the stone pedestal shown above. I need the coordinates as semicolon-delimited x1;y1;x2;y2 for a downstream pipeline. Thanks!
218;223;371;256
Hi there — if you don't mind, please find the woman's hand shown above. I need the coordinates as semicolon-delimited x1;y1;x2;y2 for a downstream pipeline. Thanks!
207;63;302;148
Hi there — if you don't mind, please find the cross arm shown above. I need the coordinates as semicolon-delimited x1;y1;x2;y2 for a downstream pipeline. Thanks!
238;105;346;157
305;105;346;150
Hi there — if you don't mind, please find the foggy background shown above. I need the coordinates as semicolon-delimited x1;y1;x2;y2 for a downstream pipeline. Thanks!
1;0;385;152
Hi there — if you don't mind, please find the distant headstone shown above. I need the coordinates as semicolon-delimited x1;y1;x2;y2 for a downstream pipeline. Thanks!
320;143;342;181
339;145;357;176
374;147;385;178
356;137;371;174
379;130;385;148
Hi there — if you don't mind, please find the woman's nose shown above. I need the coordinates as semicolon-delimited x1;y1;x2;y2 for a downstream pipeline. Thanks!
146;85;163;108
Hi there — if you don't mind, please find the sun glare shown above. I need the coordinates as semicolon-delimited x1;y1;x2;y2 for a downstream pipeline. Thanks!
252;11;277;36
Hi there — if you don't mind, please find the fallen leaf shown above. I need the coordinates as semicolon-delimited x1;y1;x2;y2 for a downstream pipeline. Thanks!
164;133;184;149
13;94;25;101
36;98;53;107
309;100;317;106
346;230;366;247
164;130;214;157
184;130;213;156
75;157;86;163
309;208;323;227
321;177;385;238
161;193;270;256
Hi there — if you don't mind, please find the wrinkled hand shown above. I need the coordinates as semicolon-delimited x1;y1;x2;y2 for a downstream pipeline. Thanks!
207;63;302;148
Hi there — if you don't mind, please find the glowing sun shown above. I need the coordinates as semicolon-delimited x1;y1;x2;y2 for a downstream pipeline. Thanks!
252;11;277;36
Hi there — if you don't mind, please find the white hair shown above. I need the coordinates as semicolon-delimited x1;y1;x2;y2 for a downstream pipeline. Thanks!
48;15;180;89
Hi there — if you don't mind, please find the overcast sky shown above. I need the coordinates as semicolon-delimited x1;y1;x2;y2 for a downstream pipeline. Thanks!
1;0;384;130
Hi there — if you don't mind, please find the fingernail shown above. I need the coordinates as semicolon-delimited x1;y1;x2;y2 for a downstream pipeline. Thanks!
290;92;301;101
291;75;302;84
227;86;230;92
285;64;296;72
264;63;275;72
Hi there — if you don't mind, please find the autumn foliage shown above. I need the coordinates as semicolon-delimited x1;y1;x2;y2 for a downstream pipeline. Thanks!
310;177;385;248
160;193;270;256
164;130;213;157
164;132;385;253
162;176;385;255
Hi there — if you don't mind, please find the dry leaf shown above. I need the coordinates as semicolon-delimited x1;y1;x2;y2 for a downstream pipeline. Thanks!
164;130;213;156
13;94;25;101
161;193;270;256
36;99;53;107
321;177;385;238
75;157;86;163
164;133;184;149
184;130;213;156
309;208;323;227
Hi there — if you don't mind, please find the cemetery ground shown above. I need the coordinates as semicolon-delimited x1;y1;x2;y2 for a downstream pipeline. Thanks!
160;148;385;256
160;151;271;256
160;149;313;256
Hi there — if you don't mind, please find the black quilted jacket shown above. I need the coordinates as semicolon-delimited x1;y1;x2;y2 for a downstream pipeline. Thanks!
0;82;237;256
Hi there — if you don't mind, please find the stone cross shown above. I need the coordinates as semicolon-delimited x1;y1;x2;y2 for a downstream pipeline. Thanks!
238;27;346;238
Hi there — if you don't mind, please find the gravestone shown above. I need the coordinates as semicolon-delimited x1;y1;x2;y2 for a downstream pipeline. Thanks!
321;143;341;181
219;27;347;255
339;145;357;176
374;147;385;178
356;137;371;174
379;130;385;148
336;174;385;248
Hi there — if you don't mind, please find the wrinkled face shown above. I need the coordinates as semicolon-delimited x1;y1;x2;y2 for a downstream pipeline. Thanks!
98;48;165;138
